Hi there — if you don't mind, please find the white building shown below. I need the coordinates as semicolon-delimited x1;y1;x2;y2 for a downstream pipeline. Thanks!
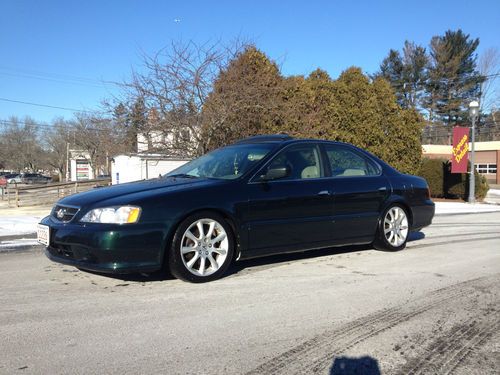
111;154;189;185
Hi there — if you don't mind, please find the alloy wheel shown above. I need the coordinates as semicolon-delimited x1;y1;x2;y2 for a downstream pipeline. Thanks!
383;206;409;247
180;218;229;277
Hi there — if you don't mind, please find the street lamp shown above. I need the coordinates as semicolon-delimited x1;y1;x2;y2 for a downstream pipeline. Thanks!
468;100;479;203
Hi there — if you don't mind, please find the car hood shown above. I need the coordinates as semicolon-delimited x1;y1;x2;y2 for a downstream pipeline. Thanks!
57;177;223;208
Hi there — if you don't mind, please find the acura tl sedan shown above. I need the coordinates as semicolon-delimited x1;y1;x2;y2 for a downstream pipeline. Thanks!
38;135;434;282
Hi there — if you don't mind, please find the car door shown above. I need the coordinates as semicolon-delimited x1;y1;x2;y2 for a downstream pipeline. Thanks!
245;143;335;256
323;144;390;242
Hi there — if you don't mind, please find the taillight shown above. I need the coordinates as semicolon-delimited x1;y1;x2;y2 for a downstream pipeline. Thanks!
426;186;431;199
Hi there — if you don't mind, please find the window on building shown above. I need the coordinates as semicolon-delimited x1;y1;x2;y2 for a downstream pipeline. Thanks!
475;164;497;174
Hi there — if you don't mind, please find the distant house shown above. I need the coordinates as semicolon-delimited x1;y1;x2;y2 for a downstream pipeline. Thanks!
111;154;189;185
110;132;191;185
136;128;196;156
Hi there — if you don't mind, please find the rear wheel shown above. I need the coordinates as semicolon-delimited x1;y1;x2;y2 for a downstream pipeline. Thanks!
373;204;409;251
169;212;234;282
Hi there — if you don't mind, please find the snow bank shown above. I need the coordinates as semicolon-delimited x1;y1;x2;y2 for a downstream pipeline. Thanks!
0;216;41;236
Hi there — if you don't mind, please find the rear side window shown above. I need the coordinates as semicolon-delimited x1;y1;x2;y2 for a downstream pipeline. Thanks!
324;145;380;177
266;144;322;180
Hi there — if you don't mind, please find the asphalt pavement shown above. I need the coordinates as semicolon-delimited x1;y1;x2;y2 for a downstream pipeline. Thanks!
0;212;499;374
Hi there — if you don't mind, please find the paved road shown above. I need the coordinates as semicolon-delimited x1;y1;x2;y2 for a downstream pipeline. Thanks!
1;212;499;374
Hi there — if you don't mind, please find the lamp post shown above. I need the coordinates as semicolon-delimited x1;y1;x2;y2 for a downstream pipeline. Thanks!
468;100;479;203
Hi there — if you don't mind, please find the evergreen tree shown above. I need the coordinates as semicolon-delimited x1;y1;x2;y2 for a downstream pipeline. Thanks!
424;29;484;132
201;46;283;150
201;47;424;173
377;42;428;109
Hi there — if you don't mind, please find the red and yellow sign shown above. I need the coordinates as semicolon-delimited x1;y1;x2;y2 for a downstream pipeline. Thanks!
451;127;469;173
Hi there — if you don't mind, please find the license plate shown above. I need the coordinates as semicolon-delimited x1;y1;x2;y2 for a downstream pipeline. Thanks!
37;224;50;246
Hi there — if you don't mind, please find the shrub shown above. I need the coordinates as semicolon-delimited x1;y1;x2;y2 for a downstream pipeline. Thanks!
418;158;489;201
444;161;489;201
418;158;446;197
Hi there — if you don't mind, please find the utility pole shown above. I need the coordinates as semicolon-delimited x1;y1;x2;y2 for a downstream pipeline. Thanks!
66;142;70;182
468;101;479;203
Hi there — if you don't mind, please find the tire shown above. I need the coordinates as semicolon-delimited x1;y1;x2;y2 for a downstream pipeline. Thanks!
373;204;410;251
168;211;235;283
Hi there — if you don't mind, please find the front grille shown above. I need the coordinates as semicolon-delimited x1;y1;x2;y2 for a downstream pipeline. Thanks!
52;204;80;223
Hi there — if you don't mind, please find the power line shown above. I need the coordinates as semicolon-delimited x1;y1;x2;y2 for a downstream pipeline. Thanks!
0;97;98;113
0;71;109;89
0;119;115;133
0;65;119;86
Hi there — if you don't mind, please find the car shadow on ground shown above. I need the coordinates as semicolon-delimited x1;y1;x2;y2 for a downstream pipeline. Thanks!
81;231;426;283
409;231;425;241
330;356;381;374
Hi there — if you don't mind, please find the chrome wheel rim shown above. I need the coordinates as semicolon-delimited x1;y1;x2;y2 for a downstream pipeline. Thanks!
384;207;409;247
180;218;229;277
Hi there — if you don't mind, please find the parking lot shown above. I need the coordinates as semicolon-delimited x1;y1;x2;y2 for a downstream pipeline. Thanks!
0;211;499;374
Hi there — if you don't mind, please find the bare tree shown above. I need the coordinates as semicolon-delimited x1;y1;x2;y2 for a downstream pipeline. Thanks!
0;117;44;171
478;47;500;113
73;114;128;177
43;118;74;181
119;39;247;156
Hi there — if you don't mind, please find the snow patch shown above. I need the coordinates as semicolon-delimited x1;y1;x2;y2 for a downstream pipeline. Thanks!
486;189;500;197
435;202;500;215
0;216;41;236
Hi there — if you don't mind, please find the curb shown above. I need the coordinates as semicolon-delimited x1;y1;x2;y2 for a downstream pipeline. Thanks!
0;233;40;253
0;233;37;241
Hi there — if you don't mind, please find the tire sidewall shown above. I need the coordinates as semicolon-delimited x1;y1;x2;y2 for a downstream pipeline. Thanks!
168;211;235;283
375;204;409;251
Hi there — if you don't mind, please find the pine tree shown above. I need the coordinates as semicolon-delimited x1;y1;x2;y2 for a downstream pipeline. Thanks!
377;42;428;109
201;46;283;150
424;29;485;135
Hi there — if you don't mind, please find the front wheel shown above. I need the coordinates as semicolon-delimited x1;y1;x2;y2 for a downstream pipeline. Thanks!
373;204;409;251
169;212;234;283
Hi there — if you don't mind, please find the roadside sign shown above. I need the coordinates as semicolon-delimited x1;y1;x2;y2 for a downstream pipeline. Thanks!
451;127;469;173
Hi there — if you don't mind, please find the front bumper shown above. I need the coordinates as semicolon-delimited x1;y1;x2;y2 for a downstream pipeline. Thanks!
41;216;170;274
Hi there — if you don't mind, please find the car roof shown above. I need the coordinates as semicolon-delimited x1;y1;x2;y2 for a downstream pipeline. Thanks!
235;134;294;144
234;134;353;148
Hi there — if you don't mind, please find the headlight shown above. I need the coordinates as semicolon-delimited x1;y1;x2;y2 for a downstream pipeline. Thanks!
80;206;141;224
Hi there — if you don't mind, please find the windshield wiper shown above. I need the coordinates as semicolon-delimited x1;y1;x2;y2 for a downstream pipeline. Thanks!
167;174;199;179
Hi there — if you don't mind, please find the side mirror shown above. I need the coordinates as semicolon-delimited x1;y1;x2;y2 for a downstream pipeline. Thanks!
261;166;289;181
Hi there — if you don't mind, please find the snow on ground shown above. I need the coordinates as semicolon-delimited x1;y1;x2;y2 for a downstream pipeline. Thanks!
0;216;42;236
487;189;500;196
434;201;500;214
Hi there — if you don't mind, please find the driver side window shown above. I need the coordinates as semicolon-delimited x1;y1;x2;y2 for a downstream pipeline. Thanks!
265;144;322;180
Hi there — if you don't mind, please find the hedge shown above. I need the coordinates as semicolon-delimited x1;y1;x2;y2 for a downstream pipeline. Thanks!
419;158;446;197
418;158;489;201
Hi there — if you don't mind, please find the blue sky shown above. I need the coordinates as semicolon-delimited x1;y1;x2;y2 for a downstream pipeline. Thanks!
1;0;499;122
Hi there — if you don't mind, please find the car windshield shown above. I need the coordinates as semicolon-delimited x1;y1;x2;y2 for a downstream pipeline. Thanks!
167;143;276;180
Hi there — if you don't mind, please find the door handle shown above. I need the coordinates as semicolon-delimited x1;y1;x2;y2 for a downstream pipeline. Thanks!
317;190;332;196
378;187;387;192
